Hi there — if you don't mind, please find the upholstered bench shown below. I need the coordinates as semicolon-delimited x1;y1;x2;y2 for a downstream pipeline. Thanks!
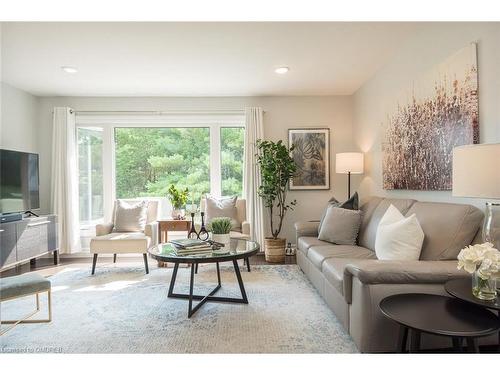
0;273;52;335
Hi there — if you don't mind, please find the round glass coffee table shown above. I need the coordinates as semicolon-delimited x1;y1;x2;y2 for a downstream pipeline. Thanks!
149;238;260;318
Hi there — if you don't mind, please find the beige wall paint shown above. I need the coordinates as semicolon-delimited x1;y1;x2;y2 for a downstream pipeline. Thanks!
0;82;40;153
353;22;500;208
5;22;499;246
36;95;355;243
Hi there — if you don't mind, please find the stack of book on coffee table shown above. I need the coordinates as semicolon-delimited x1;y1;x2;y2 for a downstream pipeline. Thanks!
170;239;214;256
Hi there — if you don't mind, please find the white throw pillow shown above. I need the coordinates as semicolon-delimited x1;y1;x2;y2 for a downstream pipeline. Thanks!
114;200;148;232
375;204;424;260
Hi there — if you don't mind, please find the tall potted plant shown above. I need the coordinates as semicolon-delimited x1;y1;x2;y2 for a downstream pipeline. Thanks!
256;139;297;262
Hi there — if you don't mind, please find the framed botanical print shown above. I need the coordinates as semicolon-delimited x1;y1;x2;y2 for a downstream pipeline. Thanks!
288;128;330;190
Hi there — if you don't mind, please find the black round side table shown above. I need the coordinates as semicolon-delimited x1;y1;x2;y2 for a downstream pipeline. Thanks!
445;278;499;350
380;293;500;353
445;278;500;310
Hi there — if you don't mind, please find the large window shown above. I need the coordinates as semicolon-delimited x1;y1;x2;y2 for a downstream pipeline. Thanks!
76;115;245;237
77;127;104;226
221;127;244;197
115;127;210;203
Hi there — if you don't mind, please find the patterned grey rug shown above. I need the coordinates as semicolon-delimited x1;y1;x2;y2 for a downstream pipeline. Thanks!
0;264;357;353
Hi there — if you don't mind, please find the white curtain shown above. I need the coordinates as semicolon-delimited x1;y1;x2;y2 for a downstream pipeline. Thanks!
51;107;81;254
243;107;265;250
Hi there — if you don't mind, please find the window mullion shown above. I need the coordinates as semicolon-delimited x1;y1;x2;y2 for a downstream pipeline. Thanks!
210;124;222;197
103;125;114;223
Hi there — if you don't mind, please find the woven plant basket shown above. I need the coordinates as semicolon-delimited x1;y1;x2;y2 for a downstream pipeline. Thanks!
264;238;286;263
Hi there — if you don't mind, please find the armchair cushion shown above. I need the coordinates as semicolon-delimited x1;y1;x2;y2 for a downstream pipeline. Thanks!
90;232;151;254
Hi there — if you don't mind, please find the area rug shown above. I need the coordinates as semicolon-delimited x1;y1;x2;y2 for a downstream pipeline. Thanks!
0;264;358;353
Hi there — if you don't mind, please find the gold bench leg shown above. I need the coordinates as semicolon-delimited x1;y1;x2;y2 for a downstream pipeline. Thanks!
0;290;52;336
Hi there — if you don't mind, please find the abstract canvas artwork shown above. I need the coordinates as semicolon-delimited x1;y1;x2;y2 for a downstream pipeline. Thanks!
382;43;479;190
289;128;330;190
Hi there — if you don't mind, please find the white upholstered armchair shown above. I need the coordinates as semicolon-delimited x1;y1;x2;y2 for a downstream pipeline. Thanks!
89;200;159;274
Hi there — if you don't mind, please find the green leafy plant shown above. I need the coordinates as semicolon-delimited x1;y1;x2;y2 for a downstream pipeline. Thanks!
167;184;189;209
256;139;297;239
210;217;232;234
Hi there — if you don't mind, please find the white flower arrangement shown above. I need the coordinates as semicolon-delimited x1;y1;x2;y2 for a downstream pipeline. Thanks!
457;242;500;279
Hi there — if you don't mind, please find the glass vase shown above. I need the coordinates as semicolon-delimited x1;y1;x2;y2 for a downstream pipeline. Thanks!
472;270;497;301
482;203;500;250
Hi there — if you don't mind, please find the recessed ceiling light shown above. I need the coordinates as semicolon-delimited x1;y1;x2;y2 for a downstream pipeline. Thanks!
275;66;290;74
61;66;78;74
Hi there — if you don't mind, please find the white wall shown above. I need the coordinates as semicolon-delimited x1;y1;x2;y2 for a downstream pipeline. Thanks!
0;82;40;153
353;22;500;208
9;22;499;245
37;95;355;243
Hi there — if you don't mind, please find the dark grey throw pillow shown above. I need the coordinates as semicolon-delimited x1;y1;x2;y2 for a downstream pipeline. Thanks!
318;207;362;245
318;192;359;233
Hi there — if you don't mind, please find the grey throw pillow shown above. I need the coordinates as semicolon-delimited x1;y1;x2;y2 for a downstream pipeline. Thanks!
318;206;362;245
114;200;148;232
318;192;359;233
205;195;240;229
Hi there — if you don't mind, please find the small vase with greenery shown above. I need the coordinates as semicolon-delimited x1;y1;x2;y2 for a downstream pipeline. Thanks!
256;139;297;262
210;217;232;247
167;184;189;220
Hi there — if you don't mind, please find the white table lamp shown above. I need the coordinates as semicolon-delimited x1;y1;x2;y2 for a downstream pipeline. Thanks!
336;152;364;199
453;143;500;248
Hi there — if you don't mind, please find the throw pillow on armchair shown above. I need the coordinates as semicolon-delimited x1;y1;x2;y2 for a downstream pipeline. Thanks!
204;194;240;230
113;200;149;232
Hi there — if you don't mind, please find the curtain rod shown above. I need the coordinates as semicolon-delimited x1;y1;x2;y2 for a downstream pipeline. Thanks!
71;109;259;115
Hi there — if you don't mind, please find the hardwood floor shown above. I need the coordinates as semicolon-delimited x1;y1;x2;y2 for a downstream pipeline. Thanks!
0;253;296;278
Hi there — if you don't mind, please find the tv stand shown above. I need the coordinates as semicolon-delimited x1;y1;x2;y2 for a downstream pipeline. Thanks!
0;215;59;270
24;210;39;217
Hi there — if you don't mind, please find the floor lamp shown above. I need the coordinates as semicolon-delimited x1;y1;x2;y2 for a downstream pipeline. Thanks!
453;143;500;250
335;152;364;200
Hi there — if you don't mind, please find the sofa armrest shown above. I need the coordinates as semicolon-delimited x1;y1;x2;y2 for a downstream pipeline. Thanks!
241;221;251;236
145;221;159;246
96;222;114;236
294;221;319;243
342;260;468;304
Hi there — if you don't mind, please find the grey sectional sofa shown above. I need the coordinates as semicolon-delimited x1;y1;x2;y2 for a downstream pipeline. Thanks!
295;196;497;352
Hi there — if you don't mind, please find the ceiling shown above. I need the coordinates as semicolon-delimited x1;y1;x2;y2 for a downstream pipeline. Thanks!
1;22;420;97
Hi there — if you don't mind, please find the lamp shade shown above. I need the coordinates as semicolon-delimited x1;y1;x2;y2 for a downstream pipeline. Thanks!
452;143;500;199
335;152;364;174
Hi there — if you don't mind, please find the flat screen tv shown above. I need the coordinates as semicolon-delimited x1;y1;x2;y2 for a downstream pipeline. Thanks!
0;149;40;214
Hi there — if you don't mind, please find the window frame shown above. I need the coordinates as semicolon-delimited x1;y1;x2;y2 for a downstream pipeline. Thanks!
219;126;246;197
76;113;245;223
